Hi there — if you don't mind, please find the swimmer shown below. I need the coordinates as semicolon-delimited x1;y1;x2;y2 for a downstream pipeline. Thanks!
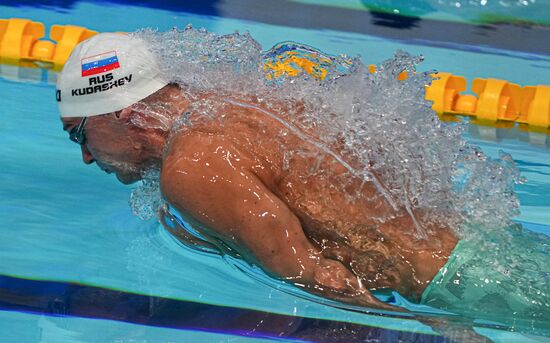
57;33;550;338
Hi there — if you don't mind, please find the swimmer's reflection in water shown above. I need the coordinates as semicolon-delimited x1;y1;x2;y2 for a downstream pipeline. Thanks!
58;33;549;340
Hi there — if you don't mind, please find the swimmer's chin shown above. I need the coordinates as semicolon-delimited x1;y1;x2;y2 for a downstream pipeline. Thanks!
115;172;141;185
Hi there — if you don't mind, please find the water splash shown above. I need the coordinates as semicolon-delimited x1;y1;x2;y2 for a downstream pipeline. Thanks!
132;27;523;238
129;169;163;220
137;25;263;92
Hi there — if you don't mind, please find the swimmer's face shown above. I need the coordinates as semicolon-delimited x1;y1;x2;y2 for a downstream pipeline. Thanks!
62;112;146;184
61;85;185;184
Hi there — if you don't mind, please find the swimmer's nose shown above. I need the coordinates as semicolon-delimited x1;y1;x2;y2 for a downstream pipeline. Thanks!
80;145;95;164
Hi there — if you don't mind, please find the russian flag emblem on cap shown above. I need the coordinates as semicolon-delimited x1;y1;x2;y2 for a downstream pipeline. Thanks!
81;51;120;77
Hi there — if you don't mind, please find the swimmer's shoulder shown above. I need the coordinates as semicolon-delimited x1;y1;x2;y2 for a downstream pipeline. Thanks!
162;131;220;177
162;130;254;178
160;131;219;209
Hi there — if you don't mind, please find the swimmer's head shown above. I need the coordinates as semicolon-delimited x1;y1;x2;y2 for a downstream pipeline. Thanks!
56;32;169;118
58;33;186;184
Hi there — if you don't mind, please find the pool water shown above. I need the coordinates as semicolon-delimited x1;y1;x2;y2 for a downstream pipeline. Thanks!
1;1;550;342
291;0;550;26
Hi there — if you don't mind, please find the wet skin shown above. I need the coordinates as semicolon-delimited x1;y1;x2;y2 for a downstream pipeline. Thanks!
62;86;458;310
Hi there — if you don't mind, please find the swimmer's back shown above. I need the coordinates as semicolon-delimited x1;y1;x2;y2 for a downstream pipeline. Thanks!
166;94;458;300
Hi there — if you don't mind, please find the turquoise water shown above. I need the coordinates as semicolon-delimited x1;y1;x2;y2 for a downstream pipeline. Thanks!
1;2;550;342
292;0;550;26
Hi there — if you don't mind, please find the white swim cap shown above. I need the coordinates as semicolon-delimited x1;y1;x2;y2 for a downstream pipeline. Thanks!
56;33;169;118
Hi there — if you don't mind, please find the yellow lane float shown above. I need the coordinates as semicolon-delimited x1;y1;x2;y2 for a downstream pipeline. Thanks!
0;18;96;70
425;72;549;130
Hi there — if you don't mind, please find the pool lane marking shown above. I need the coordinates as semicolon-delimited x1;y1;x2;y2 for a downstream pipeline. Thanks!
0;274;450;342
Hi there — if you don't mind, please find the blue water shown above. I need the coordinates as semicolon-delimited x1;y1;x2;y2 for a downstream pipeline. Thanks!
1;2;550;342
293;0;550;26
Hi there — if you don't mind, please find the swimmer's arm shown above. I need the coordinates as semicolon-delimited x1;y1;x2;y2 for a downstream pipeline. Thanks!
160;133;398;311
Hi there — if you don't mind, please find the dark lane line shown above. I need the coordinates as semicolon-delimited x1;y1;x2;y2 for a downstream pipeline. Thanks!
0;274;452;342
